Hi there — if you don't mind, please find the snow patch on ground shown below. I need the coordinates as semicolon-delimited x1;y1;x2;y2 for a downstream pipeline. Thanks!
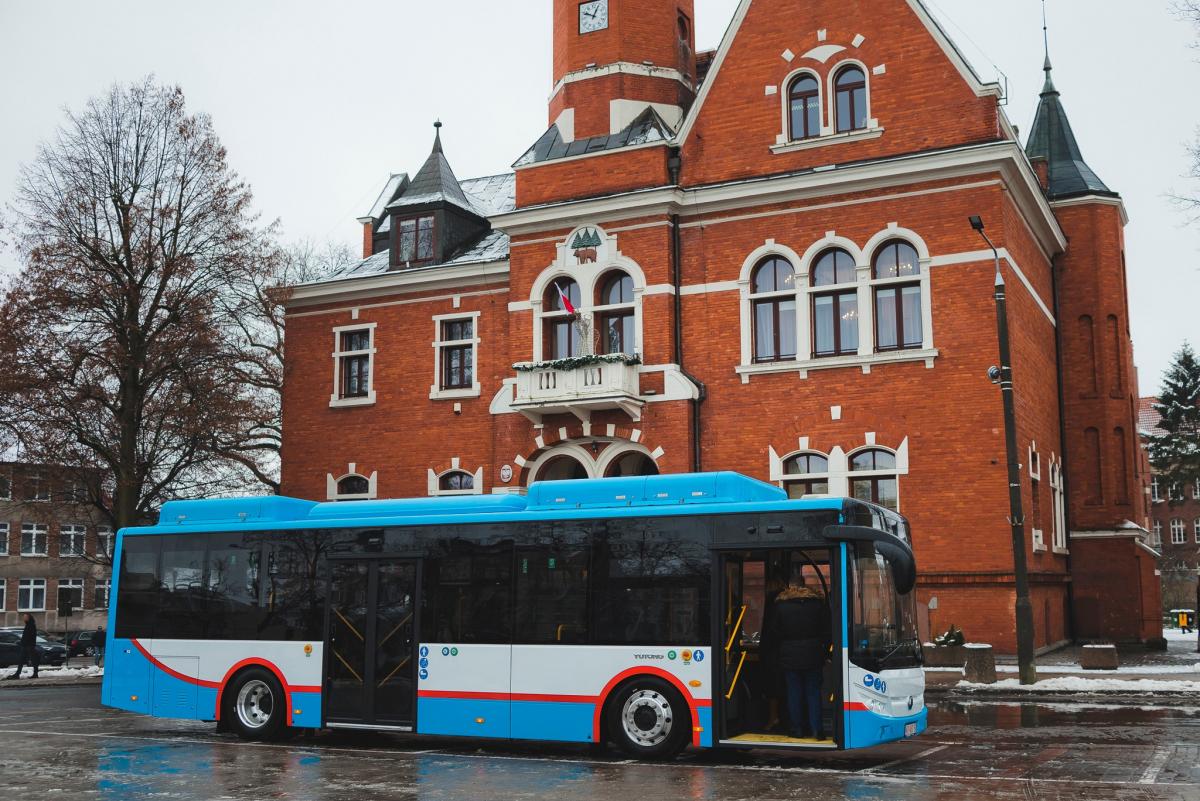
930;663;1200;675
1164;628;1197;642
7;666;103;680
958;676;1200;693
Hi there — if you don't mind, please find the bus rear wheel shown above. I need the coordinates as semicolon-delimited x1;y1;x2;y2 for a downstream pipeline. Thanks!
223;668;289;742
605;677;690;760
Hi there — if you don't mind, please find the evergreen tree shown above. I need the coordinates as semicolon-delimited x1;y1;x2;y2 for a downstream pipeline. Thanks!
1149;342;1200;501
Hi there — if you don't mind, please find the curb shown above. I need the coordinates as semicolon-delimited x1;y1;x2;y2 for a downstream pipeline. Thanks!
0;677;103;689
928;687;1200;706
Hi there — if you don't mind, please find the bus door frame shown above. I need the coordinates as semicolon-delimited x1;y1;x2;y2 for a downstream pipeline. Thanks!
322;554;423;731
710;538;847;750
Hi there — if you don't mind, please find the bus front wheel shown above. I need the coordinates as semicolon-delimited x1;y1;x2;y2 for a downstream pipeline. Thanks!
605;677;690;760
223;668;289;742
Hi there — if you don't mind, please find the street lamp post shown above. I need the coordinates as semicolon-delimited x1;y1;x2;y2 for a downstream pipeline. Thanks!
969;215;1038;686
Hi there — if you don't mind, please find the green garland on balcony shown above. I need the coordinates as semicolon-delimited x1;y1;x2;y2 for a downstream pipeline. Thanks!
512;353;642;372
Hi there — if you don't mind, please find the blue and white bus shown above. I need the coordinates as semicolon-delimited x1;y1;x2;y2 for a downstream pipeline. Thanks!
102;472;925;758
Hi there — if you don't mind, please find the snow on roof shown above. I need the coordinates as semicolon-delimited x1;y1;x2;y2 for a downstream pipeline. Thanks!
462;173;516;216
1139;396;1166;438
365;173;408;219
444;229;510;266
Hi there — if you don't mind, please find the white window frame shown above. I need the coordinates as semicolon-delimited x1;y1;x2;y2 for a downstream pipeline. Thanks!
329;322;377;408
846;446;903;512
326;464;378;501
528;227;646;364
0;578;5;610
1151;476;1161;502
0;522;8;557
27;472;50;502
95;579;111;610
61;524;87;558
776;451;831;498
1194;478;1200;500
1049;457;1068;554
18;578;46;612
1168;482;1183;502
97;526;114;560
1171;518;1187;545
1194;518;1200;544
771;62;883;154
430;312;482;400
21;523;48;557
428;463;484;497
736;230;936;382
58;578;85;611
1151;519;1163;548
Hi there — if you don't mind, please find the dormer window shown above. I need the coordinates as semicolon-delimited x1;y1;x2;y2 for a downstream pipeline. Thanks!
397;215;435;265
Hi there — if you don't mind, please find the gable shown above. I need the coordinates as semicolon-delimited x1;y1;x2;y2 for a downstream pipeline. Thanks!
678;0;1004;187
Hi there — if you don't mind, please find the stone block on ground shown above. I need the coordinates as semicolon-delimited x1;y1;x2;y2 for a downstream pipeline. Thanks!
923;644;966;668
1080;644;1119;670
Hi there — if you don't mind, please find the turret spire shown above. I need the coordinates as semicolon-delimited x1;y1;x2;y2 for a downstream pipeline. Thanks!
1041;0;1057;95
432;119;443;154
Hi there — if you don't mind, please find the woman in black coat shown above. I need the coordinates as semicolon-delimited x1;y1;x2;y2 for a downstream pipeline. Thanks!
769;583;830;739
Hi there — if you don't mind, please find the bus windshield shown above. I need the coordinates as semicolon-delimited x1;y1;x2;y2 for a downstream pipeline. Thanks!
850;542;921;672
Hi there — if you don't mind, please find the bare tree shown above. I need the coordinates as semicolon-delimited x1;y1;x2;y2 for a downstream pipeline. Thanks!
0;78;279;528
1177;2;1200;222
216;239;354;492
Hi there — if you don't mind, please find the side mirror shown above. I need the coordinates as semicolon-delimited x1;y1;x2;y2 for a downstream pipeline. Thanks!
876;540;917;595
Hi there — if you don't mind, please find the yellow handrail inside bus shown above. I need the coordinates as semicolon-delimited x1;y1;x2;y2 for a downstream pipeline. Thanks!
725;605;746;654
334;608;364;642
333;650;363;684
724;651;747;700
377;655;411;688
378;613;413;648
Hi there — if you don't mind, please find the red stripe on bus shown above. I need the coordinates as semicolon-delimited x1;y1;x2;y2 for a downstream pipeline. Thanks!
417;690;598;705
844;702;870;711
592;667;703;748
130;639;221;689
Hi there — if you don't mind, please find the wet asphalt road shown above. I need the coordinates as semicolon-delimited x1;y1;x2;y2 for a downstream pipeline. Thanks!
0;686;1197;800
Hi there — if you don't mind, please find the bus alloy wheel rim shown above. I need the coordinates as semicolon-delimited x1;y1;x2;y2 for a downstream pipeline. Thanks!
621;689;672;746
236;679;274;729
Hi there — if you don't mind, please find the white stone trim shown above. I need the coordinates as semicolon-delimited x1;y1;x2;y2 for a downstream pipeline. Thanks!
430;311;482;400
767;437;908;504
326;466;378;501
771;127;884;153
329;322;377;407
288;261;508;308
826;58;877;135
427;462;485;496
1050;194;1130;226
776;67;825;142
549;61;694;101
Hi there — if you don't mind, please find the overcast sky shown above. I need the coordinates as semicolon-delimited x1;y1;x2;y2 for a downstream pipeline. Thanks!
1;0;1197;394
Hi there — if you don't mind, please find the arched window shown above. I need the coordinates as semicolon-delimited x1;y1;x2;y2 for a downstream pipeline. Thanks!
439;470;474;494
542;278;582;360
536;454;590;482
596;271;636;355
849;448;899;511
1170;518;1187;545
788;74;821;141
872;240;922;351
751;257;797;362
336;475;370;501
781;453;829;498
605;451;659;477
810;248;858;358
834;66;868;133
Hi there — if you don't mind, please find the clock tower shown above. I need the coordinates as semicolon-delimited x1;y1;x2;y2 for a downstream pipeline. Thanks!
550;0;697;141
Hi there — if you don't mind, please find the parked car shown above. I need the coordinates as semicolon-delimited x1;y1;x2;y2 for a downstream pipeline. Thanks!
66;630;99;657
0;629;68;668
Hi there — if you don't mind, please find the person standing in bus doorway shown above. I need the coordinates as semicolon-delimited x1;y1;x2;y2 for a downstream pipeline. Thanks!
93;625;106;667
770;583;830;740
6;613;41;680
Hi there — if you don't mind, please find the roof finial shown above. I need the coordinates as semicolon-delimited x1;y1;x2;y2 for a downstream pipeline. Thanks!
432;119;443;154
1041;0;1057;95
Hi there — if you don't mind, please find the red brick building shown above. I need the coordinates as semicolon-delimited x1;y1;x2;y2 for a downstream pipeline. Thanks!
280;0;1161;651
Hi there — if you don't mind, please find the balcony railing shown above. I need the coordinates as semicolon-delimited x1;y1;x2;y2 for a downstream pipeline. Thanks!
511;358;643;422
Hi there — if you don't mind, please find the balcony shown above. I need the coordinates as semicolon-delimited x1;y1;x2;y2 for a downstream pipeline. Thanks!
511;357;644;423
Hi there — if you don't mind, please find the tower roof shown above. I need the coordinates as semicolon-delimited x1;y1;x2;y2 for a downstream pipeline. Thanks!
1024;49;1114;200
387;122;478;215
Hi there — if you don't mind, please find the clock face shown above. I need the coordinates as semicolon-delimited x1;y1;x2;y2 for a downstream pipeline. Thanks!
579;0;608;34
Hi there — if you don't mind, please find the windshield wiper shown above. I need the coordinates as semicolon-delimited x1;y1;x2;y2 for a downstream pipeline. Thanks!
878;637;921;667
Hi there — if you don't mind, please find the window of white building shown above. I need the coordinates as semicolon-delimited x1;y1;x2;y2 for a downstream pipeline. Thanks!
97;527;114;560
1151;476;1161;502
95;579;111;610
18;578;46;611
61;524;86;557
1171;518;1187;545
21;523;48;556
1151;520;1163;548
58;578;84;611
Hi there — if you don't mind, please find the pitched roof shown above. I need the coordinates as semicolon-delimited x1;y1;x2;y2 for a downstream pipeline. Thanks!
386;125;479;216
363;173;409;220
515;106;674;168
1025;55;1114;200
1139;396;1166;438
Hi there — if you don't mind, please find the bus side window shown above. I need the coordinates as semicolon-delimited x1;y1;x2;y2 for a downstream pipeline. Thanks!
158;534;207;639
206;532;266;640
426;534;514;644
515;523;589;644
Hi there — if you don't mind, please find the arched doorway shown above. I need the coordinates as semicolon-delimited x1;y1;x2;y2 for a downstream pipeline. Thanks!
604;451;660;478
535;454;590;482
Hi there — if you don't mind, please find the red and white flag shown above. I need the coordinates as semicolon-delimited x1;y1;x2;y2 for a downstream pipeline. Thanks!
556;283;577;315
